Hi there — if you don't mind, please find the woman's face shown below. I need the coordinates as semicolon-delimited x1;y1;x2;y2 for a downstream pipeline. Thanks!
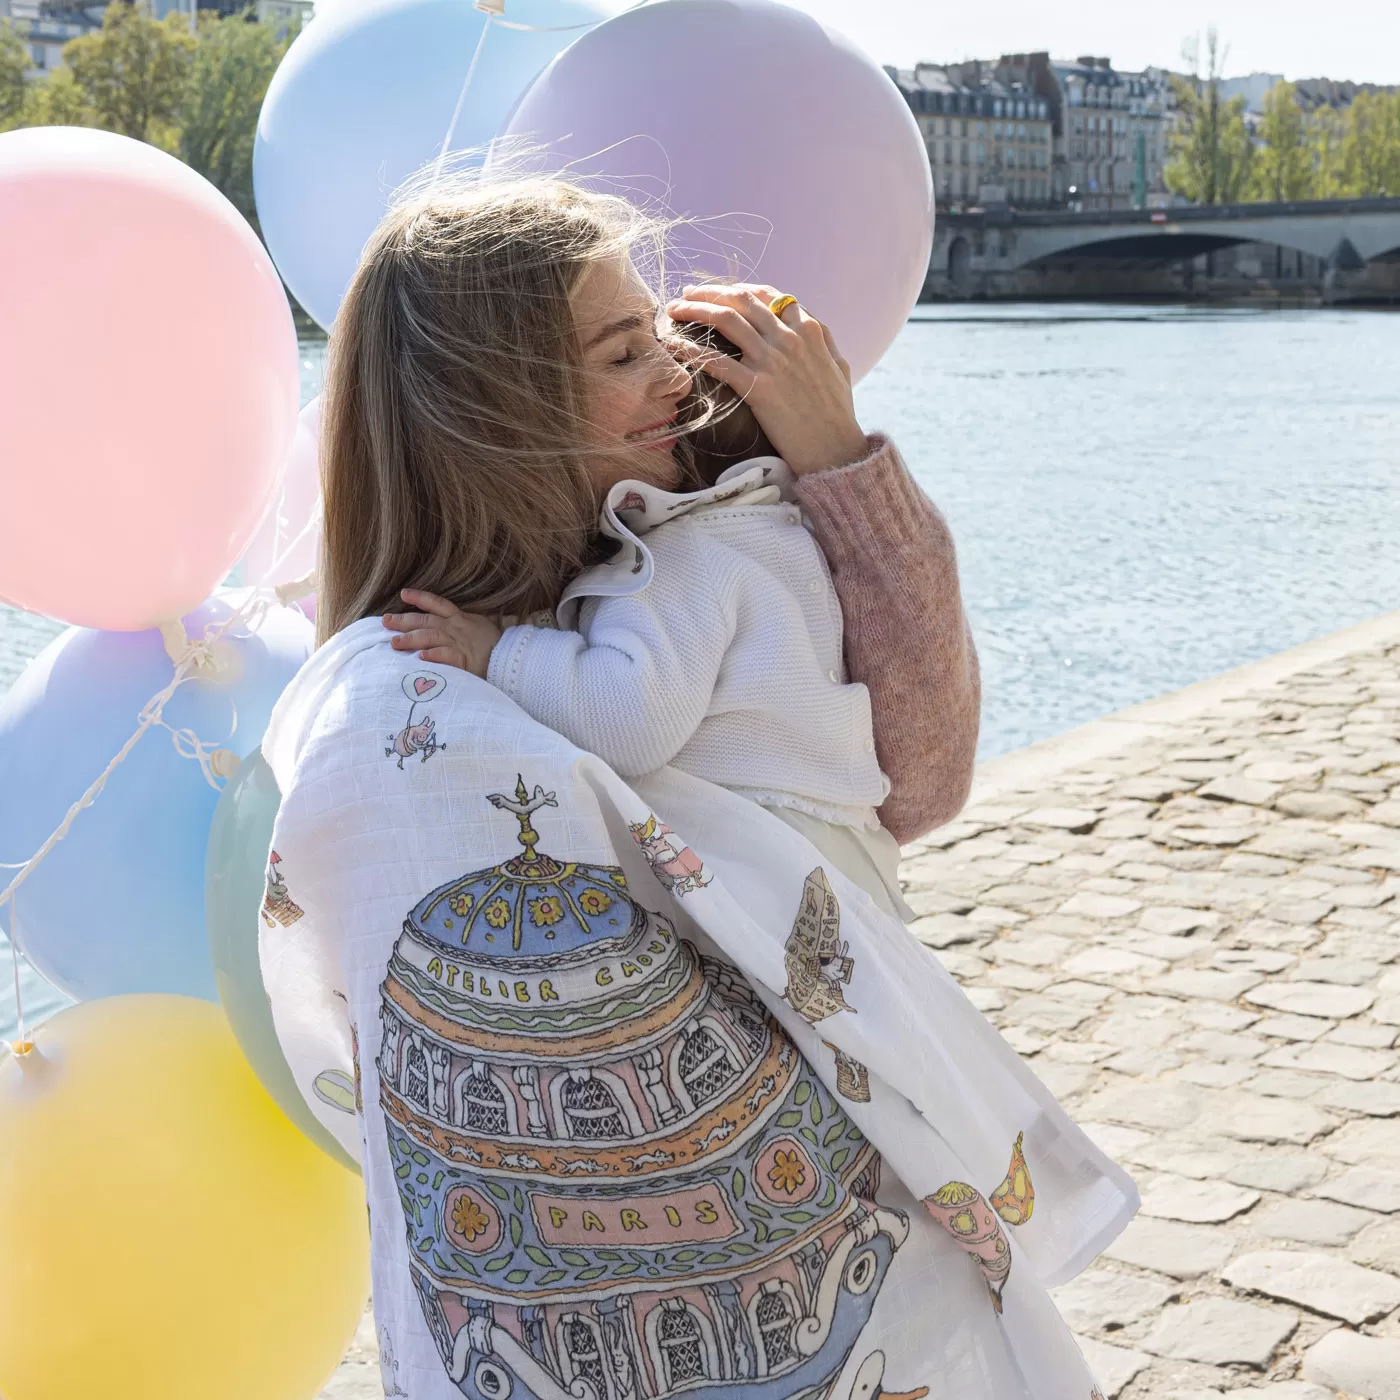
574;252;692;498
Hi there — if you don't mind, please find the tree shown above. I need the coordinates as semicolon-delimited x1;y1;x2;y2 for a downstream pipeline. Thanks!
1308;106;1349;199
1250;81;1311;202
180;11;293;225
0;19;28;132
1342;90;1400;197
1166;29;1254;205
64;1;195;150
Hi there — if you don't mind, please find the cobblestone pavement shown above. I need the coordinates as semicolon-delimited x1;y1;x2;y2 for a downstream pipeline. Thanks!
897;632;1400;1399
318;627;1400;1399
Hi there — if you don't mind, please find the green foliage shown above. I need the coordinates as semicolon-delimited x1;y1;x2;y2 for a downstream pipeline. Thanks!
64;2;196;149
1342;90;1400;196
179;11;295;224
1167;30;1400;206
1250;81;1312;203
0;19;27;131
1166;30;1254;206
1308;106;1349;199
4;5;293;230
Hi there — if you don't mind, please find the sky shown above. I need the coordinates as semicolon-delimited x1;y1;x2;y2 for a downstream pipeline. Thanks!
782;0;1400;86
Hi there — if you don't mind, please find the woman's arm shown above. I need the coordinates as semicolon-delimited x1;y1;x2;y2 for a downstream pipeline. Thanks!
664;284;979;843
797;436;980;845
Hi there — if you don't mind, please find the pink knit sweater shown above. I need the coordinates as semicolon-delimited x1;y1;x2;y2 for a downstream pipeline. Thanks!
796;436;981;845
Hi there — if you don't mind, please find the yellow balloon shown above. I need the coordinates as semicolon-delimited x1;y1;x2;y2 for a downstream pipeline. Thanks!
0;995;369;1400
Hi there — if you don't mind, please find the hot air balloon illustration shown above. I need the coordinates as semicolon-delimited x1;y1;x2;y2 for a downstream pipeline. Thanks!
922;1180;1013;1314
990;1132;1034;1226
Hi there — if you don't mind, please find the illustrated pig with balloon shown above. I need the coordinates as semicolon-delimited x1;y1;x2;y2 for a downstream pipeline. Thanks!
0;3;933;1398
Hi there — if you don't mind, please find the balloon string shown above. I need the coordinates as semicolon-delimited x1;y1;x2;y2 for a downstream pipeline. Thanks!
5;891;25;1055
430;5;605;185
489;15;598;29
0;584;287;924
258;477;323;589
433;16;493;184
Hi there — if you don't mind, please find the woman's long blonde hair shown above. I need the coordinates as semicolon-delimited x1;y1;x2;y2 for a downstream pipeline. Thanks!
317;174;669;644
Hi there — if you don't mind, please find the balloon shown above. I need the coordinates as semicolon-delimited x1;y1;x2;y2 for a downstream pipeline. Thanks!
206;746;358;1171
254;0;609;330
0;127;300;630
0;594;313;1001
501;0;934;382
241;396;323;591
0;995;368;1400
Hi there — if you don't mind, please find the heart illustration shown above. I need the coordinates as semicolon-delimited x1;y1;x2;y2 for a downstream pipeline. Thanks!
402;671;446;703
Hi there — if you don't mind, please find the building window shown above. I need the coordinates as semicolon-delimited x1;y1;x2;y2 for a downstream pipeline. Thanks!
733;1007;767;1052
403;1042;430;1110
456;1071;509;1134
563;1318;608;1397
755;1290;797;1371
678;1026;737;1105
658;1310;706;1387
561;1076;628;1139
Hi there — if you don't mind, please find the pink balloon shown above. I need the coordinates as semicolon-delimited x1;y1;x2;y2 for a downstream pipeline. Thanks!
500;0;934;382
240;395;322;590
0;128;300;630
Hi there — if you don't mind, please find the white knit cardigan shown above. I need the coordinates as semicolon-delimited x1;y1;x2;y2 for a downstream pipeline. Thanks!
487;459;891;829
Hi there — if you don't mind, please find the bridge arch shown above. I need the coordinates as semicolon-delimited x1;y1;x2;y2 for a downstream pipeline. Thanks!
947;235;972;289
1021;231;1249;269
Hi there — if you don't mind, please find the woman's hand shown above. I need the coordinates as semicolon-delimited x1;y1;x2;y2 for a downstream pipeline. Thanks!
382;589;501;678
665;282;868;476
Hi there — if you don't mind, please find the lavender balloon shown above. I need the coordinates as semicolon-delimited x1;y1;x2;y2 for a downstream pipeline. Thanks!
499;0;934;382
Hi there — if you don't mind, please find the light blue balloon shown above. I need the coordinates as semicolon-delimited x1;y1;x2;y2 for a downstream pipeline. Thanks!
253;0;607;330
0;595;313;1002
206;746;360;1172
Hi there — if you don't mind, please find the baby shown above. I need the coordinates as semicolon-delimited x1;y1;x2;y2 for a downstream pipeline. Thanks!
384;290;911;920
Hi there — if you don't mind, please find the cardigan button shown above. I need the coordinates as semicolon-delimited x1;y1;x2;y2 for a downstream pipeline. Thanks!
828;669;840;684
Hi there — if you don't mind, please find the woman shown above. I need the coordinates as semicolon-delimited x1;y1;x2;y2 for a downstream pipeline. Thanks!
260;177;1133;1400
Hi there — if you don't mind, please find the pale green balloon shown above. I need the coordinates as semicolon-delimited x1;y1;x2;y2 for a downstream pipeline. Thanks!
205;747;359;1174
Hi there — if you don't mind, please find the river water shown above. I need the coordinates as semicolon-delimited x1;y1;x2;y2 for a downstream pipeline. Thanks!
3;304;1399;1036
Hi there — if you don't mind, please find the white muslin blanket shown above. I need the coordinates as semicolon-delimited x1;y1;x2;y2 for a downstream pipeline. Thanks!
261;618;1137;1400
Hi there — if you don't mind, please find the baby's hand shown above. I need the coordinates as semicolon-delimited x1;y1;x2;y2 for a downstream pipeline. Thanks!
383;590;501;679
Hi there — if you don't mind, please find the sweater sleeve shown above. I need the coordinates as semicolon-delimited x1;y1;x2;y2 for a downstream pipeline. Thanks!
795;435;981;845
487;529;734;778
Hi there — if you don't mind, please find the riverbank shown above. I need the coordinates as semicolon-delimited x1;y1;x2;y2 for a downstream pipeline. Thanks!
317;611;1400;1397
901;608;1400;1397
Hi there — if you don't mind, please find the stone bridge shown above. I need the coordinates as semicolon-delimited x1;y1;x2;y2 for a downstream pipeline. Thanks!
927;197;1400;301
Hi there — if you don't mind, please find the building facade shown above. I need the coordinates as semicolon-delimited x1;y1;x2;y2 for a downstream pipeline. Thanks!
995;53;1173;211
887;62;1053;210
0;0;102;75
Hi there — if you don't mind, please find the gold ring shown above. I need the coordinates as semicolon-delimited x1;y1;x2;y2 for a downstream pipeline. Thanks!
768;294;799;319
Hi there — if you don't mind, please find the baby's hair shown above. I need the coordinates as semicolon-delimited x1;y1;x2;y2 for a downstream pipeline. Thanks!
675;322;774;485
